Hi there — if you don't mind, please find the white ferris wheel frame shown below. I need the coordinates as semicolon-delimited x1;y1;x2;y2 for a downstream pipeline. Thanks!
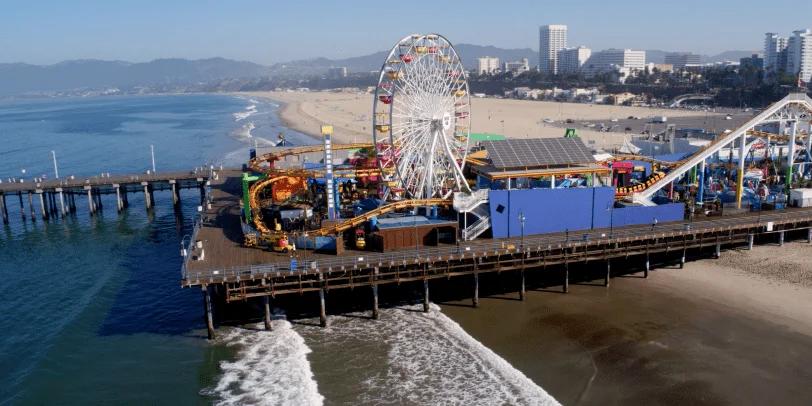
372;33;472;200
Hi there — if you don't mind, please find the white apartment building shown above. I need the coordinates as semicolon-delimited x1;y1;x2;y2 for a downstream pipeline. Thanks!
557;46;592;74
503;58;530;74
786;29;812;82
764;32;788;72
583;49;646;82
539;24;568;74
477;56;500;74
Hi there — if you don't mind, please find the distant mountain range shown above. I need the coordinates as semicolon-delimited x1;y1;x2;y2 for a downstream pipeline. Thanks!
0;58;269;96
0;46;761;97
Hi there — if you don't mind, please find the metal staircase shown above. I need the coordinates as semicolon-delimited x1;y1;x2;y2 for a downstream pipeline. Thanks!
454;190;491;240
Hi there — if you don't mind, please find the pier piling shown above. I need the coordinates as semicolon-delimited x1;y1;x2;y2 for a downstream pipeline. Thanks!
371;268;379;320
263;296;272;331
605;259;611;287
38;192;48;221
0;193;8;224
808;228;812;244
748;234;754;250
85;187;95;215
519;269;525;301
473;270;479;307
115;185;123;212
17;191;25;220
27;192;35;221
142;182;152;210
644;252;650;278
203;285;215;340
57;189;66;217
423;278;430;313
563;262;569;293
715;242;721;259
318;273;327;327
779;231;785;246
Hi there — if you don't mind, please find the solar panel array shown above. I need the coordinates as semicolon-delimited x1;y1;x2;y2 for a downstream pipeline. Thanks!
481;138;594;169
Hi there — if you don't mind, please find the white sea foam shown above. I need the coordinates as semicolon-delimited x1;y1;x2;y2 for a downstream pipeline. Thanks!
296;304;559;405
206;320;324;406
368;304;559;405
234;104;258;121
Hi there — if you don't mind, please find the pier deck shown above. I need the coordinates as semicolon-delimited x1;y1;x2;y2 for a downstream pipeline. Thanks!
182;171;812;300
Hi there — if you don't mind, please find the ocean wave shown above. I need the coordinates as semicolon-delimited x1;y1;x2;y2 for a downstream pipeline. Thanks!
294;304;559;406
366;304;559;405
234;105;258;122
205;321;324;406
230;122;277;147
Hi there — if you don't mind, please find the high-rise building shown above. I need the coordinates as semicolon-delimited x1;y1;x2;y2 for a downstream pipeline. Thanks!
503;58;530;75
786;29;812;82
557;46;592;74
539;24;568;74
764;32;788;72
477;56;500;74
739;54;764;70
664;53;702;68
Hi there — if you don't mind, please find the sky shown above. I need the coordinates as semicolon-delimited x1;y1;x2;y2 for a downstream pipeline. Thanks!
1;0;810;65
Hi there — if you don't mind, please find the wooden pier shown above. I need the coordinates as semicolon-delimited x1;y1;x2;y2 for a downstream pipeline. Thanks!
181;170;812;339
0;170;212;223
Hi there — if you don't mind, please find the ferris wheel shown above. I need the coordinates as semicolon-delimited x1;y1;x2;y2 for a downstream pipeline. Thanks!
373;33;472;200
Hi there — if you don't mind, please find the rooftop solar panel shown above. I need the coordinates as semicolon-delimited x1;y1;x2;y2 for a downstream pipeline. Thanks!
481;138;594;169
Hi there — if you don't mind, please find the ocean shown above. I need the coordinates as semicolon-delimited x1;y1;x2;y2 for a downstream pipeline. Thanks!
0;94;558;405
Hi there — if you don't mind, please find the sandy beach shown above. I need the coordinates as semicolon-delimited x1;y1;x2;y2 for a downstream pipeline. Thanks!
241;90;727;150
437;241;812;405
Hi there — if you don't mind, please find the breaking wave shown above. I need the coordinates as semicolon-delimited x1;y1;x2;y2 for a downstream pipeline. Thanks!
205;321;324;406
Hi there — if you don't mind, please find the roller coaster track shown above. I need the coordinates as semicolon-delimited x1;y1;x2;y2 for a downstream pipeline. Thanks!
636;93;812;201
248;143;374;172
309;198;452;236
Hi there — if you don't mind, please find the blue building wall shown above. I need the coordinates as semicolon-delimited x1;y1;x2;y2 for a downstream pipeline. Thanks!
488;187;683;238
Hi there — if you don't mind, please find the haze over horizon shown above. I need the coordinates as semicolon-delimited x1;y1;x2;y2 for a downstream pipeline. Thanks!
2;0;810;65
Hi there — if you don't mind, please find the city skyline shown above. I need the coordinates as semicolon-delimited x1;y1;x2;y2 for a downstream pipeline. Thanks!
2;0;811;65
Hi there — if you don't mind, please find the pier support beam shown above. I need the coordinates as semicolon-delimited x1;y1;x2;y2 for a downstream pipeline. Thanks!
17;191;25;220
0;193;8;224
371;268;379;320
57;189;66;217
203;286;215;340
318;273;327;327
142;182;152;210
748;234;754;250
807;228;812;244
114;185;123;212
519;270;525;301
779;231;785;246
563;262;569;293
263;296;272;331
85;187;95;215
604;259;611;287
27;192;35;221
423;278;430;313
473;271;479;308
714;242;721;259
38;192;48;221
171;180;180;207
644;251;650;278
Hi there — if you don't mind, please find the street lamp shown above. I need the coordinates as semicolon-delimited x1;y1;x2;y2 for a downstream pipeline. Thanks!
606;202;615;238
518;211;526;251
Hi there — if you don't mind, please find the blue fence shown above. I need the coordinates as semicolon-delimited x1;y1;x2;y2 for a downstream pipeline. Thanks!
488;187;683;238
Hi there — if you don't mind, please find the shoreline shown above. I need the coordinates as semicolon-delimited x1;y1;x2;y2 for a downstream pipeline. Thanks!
236;90;735;149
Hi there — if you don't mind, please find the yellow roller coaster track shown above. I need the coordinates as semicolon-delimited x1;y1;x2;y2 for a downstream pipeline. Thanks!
310;198;452;236
248;143;374;172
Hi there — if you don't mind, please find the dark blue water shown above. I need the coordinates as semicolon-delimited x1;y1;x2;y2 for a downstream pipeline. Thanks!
0;94;310;404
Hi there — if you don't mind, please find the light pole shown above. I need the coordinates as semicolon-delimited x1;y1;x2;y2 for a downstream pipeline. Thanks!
51;151;59;179
607;202;615;238
150;145;156;174
518;211;526;251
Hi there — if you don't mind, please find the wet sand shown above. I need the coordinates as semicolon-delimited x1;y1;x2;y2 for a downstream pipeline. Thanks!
439;242;812;405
